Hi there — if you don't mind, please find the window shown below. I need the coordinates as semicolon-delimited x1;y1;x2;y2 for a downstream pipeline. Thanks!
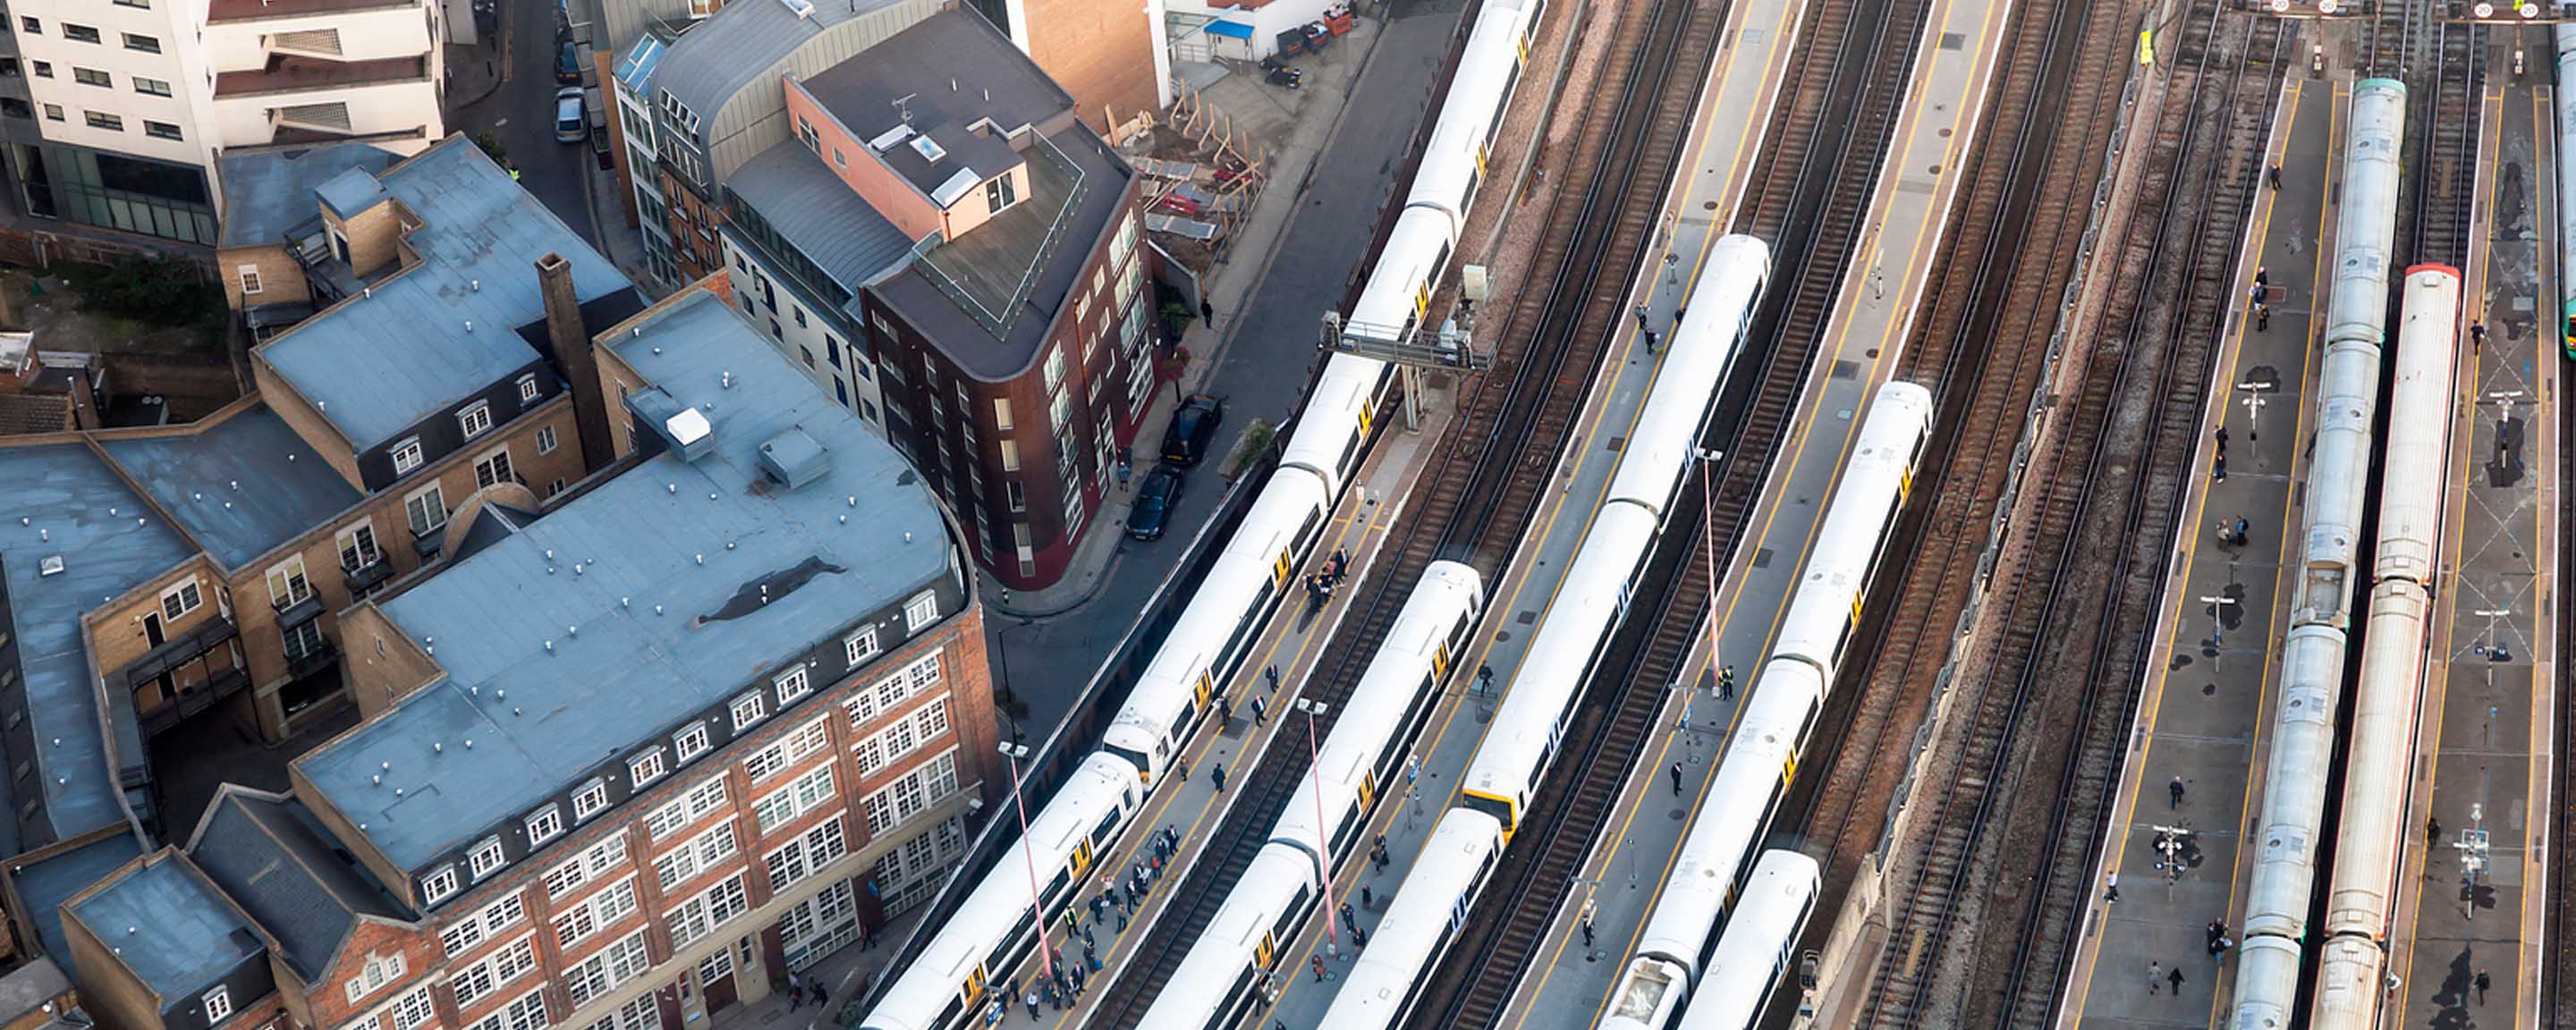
421;867;460;905
460;402;494;438
526;804;564;844
844;626;877;665
518;375;540;402
474;447;513;489
647;776;727;840
41;105;61;122
28;62;47;78
564;929;651;1008
992;398;1013;431
17;18;35;32
999;439;1019;472
985;173;1016;214
159;578;202;621
72;67;108;88
745;718;827;783
386;987;436;1030
775;666;809;705
793;305;808;328
392;437;424;474
406;485;447;536
1006;480;1025;512
345;952;407;1004
143;120;180;140
853;698;950;776
83;111;120;131
652;819;739;891
452;935;538;1008
665;874;749;947
265;554;311;609
730;690;766;731
204;987;231;1025
752;764;834;833
64;24;98;43
123;33;158;52
464;988;547;1030
547;478;566;498
113;0;148;7
469;838;506;879
572;781;610;821
338;523;380;570
537;426;558;455
674;722;711;763
237;265;263;295
629;748;666;788
905;590;939;631
865;750;956;835
553;877;638;950
544;835;629;899
763;815;847;891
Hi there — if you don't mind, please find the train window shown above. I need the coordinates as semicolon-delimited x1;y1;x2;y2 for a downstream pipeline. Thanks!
1333;806;1363;857
1106;743;1152;774
937;997;963;1027
1462;791;1514;827
1338;435;1361;479
1042;865;1072;907
1090;810;1123;848
1210;969;1258;1030
1270;882;1312;941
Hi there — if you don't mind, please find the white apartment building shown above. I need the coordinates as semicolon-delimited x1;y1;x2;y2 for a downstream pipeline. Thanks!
0;0;444;244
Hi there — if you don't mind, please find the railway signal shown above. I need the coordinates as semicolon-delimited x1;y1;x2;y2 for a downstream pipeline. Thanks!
2238;0;2372;18
2437;0;2568;21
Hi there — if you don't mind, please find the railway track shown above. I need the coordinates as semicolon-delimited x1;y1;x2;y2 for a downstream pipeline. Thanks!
2365;0;2423;79
2409;21;2481;269
1850;5;2291;1026
1078;0;1731;1020
2553;283;2576;1030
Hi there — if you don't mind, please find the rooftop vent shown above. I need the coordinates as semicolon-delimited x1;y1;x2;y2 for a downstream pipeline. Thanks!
868;123;916;153
781;0;814;17
910;135;947;163
37;556;63;577
757;429;829;490
626;387;716;460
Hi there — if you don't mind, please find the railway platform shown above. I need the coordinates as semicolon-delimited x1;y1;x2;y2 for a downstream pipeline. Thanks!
1491;0;2025;1013
2388;36;2559;1027
2058;74;2339;1026
970;395;1443;1029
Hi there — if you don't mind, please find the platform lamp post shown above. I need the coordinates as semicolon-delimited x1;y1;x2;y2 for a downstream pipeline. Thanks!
1691;448;1726;697
1295;697;1340;958
998;742;1054;984
2236;379;2274;445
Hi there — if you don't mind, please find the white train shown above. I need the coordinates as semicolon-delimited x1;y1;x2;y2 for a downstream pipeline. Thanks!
2310;266;2459;1027
1461;234;1774;834
1673;851;1820;1030
2557;25;2576;360
1599;381;1929;1030
862;0;1548;1020
1135;562;1485;1029
2230;76;2406;1030
1315;809;1508;1030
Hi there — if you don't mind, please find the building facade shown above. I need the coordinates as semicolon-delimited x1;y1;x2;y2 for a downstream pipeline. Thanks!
0;0;442;244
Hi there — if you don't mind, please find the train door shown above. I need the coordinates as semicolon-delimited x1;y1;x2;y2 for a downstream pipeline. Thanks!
1358;769;1377;811
1273;546;1293;587
1255;930;1279;969
1068;839;1097;881
1194;671;1214;710
960;967;989;1015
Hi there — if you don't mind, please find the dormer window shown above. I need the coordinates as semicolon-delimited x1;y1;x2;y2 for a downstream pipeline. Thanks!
985;173;1016;215
459;401;493;439
518;374;540;403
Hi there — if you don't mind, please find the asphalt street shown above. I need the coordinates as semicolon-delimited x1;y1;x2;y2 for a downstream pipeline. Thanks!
992;0;1470;737
452;0;603;247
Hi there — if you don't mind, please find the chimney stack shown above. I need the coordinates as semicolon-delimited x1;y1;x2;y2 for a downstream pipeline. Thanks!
65;366;99;431
538;253;613;471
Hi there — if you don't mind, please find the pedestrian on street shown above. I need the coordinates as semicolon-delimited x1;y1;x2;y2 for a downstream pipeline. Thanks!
2233;517;2250;545
1177;756;1191;782
1266;663;1280;691
1635;305;1651;332
1644;327;1661;354
1201;299;1216;324
2268;163;2283;190
2168;966;2185;994
2214;452;2228;482
2105;872;2120;904
812;984;829;1009
1580;911;1597;948
1672;300;1687;328
1362;884;1375;908
787;973;803;1010
2477;968;2491;1004
2254;266;2267;288
1341;901;1358;931
2471;321;2487;352
2149;962;2162;995
2429;815;2443;844
2215;425;2228;453
1251;695;1267;725
2250;282;2267;307
1026;992;1041;1019
1670;762;1683;796
2169;776;2186;808
2256;301;2270;332
1718;664;1736;701
1213;764;1229;792
1478;663;1494;692
1311;955;1330;983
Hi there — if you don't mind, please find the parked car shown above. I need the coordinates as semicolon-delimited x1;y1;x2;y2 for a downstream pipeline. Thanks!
555;40;581;83
1127;467;1185;540
1161;394;1225;468
554;89;586;143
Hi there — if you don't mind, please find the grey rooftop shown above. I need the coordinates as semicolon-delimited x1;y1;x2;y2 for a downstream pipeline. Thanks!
188;788;406;982
297;290;953;871
650;0;906;149
0;444;198;849
315;166;391;221
102;405;362;571
725;141;914;296
256;137;633;452
216;142;399;249
8;833;145;961
65;856;262;1001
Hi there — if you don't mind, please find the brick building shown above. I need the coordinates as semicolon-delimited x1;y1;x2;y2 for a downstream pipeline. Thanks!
711;7;1152;588
2;283;1003;1030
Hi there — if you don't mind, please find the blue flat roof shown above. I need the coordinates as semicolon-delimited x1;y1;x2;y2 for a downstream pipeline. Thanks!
66;857;261;1001
10;833;144;961
299;291;953;871
102;406;362;571
256;138;633;452
1206;20;1252;38
216;143;399;249
0;444;199;848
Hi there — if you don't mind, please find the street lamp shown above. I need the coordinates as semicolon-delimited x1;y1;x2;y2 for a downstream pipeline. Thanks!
1692;448;1726;691
1294;697;1340;958
997;742;1054;984
2236;380;2274;443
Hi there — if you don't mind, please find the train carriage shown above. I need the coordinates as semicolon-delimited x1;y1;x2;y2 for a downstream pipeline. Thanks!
1604;237;1773;519
1766;381;1932;676
1315;810;1506;1030
1102;469;1333;781
1673;851;1820;1030
860;754;1144;1030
